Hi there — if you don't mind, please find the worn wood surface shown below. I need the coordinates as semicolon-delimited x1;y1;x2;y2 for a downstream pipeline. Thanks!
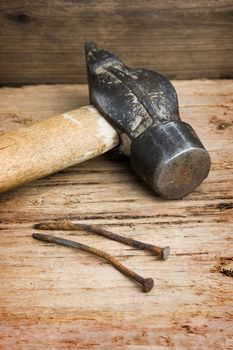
0;0;233;86
0;81;233;349
0;105;118;193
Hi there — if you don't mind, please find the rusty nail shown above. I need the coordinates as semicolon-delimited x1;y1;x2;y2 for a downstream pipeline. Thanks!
32;233;154;293
34;220;170;260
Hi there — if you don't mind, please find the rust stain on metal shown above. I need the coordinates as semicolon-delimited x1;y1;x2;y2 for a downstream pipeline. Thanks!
32;232;154;293
34;219;170;260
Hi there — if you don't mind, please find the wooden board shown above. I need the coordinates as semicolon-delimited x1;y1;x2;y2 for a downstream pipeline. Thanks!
0;80;233;349
0;0;233;85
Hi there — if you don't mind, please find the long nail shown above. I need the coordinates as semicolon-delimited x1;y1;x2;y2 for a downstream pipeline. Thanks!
32;233;154;293
34;220;170;260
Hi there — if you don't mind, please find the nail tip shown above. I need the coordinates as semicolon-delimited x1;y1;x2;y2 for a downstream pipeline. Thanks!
34;222;48;229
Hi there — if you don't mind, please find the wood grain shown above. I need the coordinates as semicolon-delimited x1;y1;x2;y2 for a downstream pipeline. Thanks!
0;81;233;349
0;106;119;193
0;0;233;85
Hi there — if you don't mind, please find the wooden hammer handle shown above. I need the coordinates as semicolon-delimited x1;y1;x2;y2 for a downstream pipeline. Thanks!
0;106;119;193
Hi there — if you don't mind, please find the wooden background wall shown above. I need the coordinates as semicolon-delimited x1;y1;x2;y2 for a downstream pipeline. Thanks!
0;0;233;86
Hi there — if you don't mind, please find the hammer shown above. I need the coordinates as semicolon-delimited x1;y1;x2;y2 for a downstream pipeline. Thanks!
0;43;210;199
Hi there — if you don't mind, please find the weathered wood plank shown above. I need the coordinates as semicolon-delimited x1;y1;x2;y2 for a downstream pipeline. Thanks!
0;0;233;85
0;81;233;349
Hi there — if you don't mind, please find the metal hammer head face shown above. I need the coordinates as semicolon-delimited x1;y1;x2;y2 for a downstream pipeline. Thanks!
85;42;211;199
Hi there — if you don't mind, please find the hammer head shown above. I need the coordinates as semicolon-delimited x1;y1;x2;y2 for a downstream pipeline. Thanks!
85;42;211;199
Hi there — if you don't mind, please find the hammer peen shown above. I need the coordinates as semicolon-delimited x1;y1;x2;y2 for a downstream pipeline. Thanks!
0;43;210;199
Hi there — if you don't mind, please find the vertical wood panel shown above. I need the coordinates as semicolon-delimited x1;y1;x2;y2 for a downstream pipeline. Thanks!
0;0;232;85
